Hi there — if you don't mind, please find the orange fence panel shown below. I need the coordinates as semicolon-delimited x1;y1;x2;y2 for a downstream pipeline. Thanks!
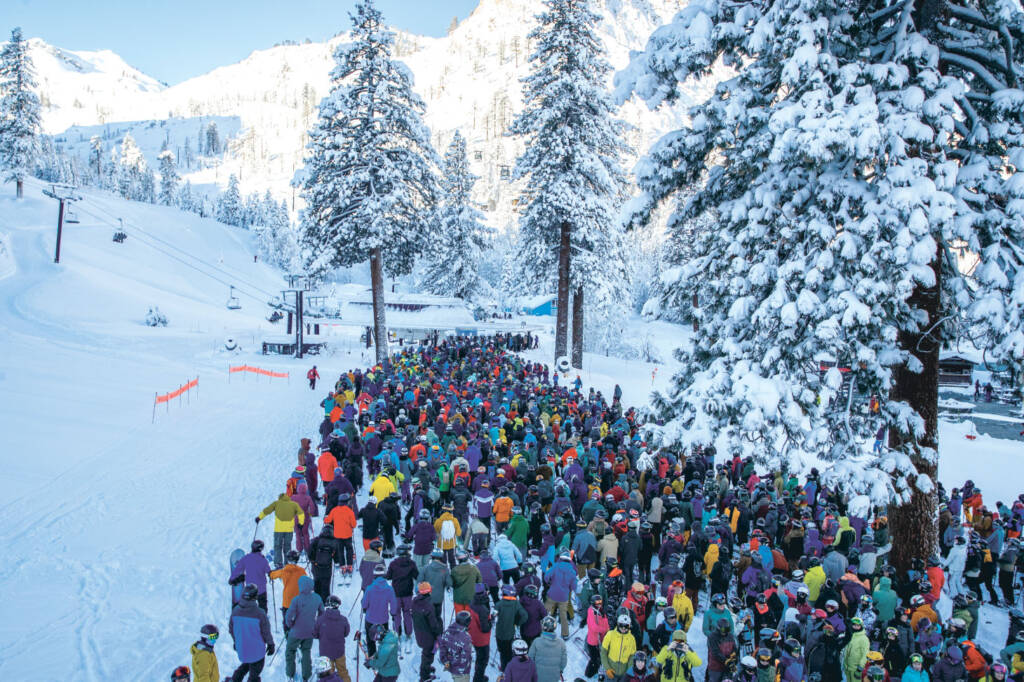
229;365;290;380
152;377;199;422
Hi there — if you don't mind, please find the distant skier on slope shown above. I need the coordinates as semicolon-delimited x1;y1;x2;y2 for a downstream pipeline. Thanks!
308;365;320;390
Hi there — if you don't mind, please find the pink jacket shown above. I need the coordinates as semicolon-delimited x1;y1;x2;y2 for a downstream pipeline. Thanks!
586;606;609;646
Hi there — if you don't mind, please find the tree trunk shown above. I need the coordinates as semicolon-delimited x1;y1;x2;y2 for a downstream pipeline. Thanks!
887;249;941;571
554;221;571;364
16;179;23;199
370;248;388;365
692;292;699;333
571;285;584;369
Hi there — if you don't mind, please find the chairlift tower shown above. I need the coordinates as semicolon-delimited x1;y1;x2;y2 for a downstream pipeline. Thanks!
284;274;310;359
41;184;82;263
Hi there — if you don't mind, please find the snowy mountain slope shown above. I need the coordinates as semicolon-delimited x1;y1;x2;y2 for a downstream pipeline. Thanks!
19;0;712;221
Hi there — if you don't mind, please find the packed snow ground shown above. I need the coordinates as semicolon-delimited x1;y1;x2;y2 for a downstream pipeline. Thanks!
0;182;1021;680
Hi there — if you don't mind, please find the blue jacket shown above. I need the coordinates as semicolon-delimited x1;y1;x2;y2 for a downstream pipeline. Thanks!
494;536;523;571
362;577;398;625
544;558;578;602
477;556;502;587
367;629;401;677
229;596;273;663
285;576;324;639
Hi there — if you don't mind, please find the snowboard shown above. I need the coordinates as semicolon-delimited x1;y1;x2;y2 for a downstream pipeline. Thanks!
229;548;245;610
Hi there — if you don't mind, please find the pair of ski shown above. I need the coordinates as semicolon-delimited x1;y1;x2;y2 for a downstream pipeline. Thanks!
335;565;355;587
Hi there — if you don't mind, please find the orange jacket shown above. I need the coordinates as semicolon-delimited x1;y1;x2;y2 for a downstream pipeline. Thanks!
324;504;357;539
269;564;307;607
911;604;940;632
318;452;338;483
962;641;988;680
493;496;514;523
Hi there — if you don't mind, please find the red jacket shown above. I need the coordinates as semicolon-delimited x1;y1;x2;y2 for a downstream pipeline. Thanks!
468;601;492;647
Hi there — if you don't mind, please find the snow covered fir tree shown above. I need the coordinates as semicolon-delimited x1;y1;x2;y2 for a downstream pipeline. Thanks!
616;0;1024;565
510;0;630;368
0;27;41;199
299;0;439;362
417;130;491;301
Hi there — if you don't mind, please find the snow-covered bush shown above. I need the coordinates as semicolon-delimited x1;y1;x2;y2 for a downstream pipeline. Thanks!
144;306;168;327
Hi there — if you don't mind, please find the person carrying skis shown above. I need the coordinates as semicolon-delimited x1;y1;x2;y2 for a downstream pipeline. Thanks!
361;563;398;658
229;540;273;612
228;583;274;682
307;365;320;390
190;624;220;682
363;622;400;682
257;493;306;570
440;610;476;682
270;550;307;634
284;575;324;682
313;595;350;682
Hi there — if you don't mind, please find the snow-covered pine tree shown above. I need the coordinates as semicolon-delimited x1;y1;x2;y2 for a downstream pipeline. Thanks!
616;0;975;564
510;0;630;367
300;0;439;362
216;174;242;226
158;145;179;206
116;133;147;201
418;131;491;301
88;135;103;184
205;122;219;156
0;27;41;198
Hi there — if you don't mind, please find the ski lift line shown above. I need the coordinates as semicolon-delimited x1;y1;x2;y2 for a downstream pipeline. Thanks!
73;197;279;299
69;204;268;305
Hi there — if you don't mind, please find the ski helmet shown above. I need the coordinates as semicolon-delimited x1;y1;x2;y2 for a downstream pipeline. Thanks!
542;616;557;632
171;666;191;681
501;585;517;598
456;611;472;627
286;550;301;563
242;583;259;601
419;509;431;520
397;544;411;556
524;585;540;599
369;539;384;551
431;548;444;559
512;639;528;655
251;539;264;553
617;613;632;628
314;656;333;674
373;563;387;576
200;624;219;643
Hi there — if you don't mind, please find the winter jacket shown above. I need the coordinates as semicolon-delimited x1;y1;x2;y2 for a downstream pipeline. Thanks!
823;550;849;585
543;558;578;602
932;649;968;682
284;576;324;639
229;551;272;595
502;656;539;682
702;606;735;637
259;493;306;533
439;623;475;675
872;577;899;623
269;563;307;608
587;605;610;646
452;562;483;605
601;628;638;678
495;535;524;571
385;555;419;598
406;520;437;555
843;630;870;682
229;595;273;664
323;503;356;540
362;577;398;625
528;632;567;682
521;595;548;639
495;597;529;640
366;629;400;677
435;512;462;550
358;550;384;590
313;608;349;660
190;641;219;682
901;666;930;682
505;515;530;552
412;592;444;649
477;555;502;587
655;643;703;682
804;565;827;602
421;559;452;606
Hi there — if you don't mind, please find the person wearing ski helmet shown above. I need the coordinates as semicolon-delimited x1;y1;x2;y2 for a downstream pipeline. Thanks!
529;614;568;682
313;595;350;682
190;624;219;682
256;491;306;570
228;540;273;612
385;543;419;651
501;639;538;682
495;584;529;670
451;549;482;615
438;611;475;682
283;575;324;682
363;620;400;682
655;629;703;682
228;583;274;682
171;666;190;682
404;507;438;570
361;562;398;658
312;655;342;682
601;612;638;680
421;547;453;620
308;525;340;602
269;549;307;635
412;582;444;679
542;551;577;638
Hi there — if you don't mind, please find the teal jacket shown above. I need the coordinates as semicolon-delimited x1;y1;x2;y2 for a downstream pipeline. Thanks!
367;630;400;677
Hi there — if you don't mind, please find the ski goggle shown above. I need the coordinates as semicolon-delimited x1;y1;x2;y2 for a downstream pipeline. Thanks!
910;655;923;665
204;632;219;642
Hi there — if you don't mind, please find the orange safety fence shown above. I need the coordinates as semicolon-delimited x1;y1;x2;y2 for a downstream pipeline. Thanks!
156;378;199;404
229;365;290;379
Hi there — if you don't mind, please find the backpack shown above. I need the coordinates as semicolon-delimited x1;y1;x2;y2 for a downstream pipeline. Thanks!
314;540;335;567
441;519;456;542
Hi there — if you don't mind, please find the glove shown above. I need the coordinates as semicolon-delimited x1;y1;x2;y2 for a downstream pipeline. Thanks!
255;516;261;523
606;669;616;679
266;642;275;656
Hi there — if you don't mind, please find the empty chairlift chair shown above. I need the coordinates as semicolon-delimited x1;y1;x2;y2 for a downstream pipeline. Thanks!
226;285;241;310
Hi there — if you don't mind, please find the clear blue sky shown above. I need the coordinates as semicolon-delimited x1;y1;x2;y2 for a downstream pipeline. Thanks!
5;0;480;85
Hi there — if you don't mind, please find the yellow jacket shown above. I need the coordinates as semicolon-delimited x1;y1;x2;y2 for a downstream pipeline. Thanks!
191;643;219;682
435;513;462;550
672;592;695;632
369;475;396;503
655;644;703;682
258;494;305;533
601;628;637;675
804;565;827;602
704;543;720;576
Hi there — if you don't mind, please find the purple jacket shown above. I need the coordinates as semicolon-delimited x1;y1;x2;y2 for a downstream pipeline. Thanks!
313;608;350;659
543;559;577;603
473;489;494;518
804;528;824;557
304;452;319;494
291;484;318;533
362;577;398;625
520;595;547;638
438;623;474;674
405;520;437;556
359;552;384;590
230;552;272;595
503;656;539;682
477;556;502;587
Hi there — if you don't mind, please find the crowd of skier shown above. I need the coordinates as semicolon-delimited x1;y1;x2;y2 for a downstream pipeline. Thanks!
170;334;1024;682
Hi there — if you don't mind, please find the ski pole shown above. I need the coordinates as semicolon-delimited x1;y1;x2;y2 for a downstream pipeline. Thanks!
271;580;278;632
253;517;261;543
347;587;364;617
354;630;361;682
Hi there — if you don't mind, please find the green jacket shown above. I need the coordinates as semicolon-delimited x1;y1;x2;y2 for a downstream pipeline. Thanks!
367;629;400;677
452;563;482;605
495;598;528;640
872;577;899;622
843;630;870;682
505;515;529;552
655;644;703;682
